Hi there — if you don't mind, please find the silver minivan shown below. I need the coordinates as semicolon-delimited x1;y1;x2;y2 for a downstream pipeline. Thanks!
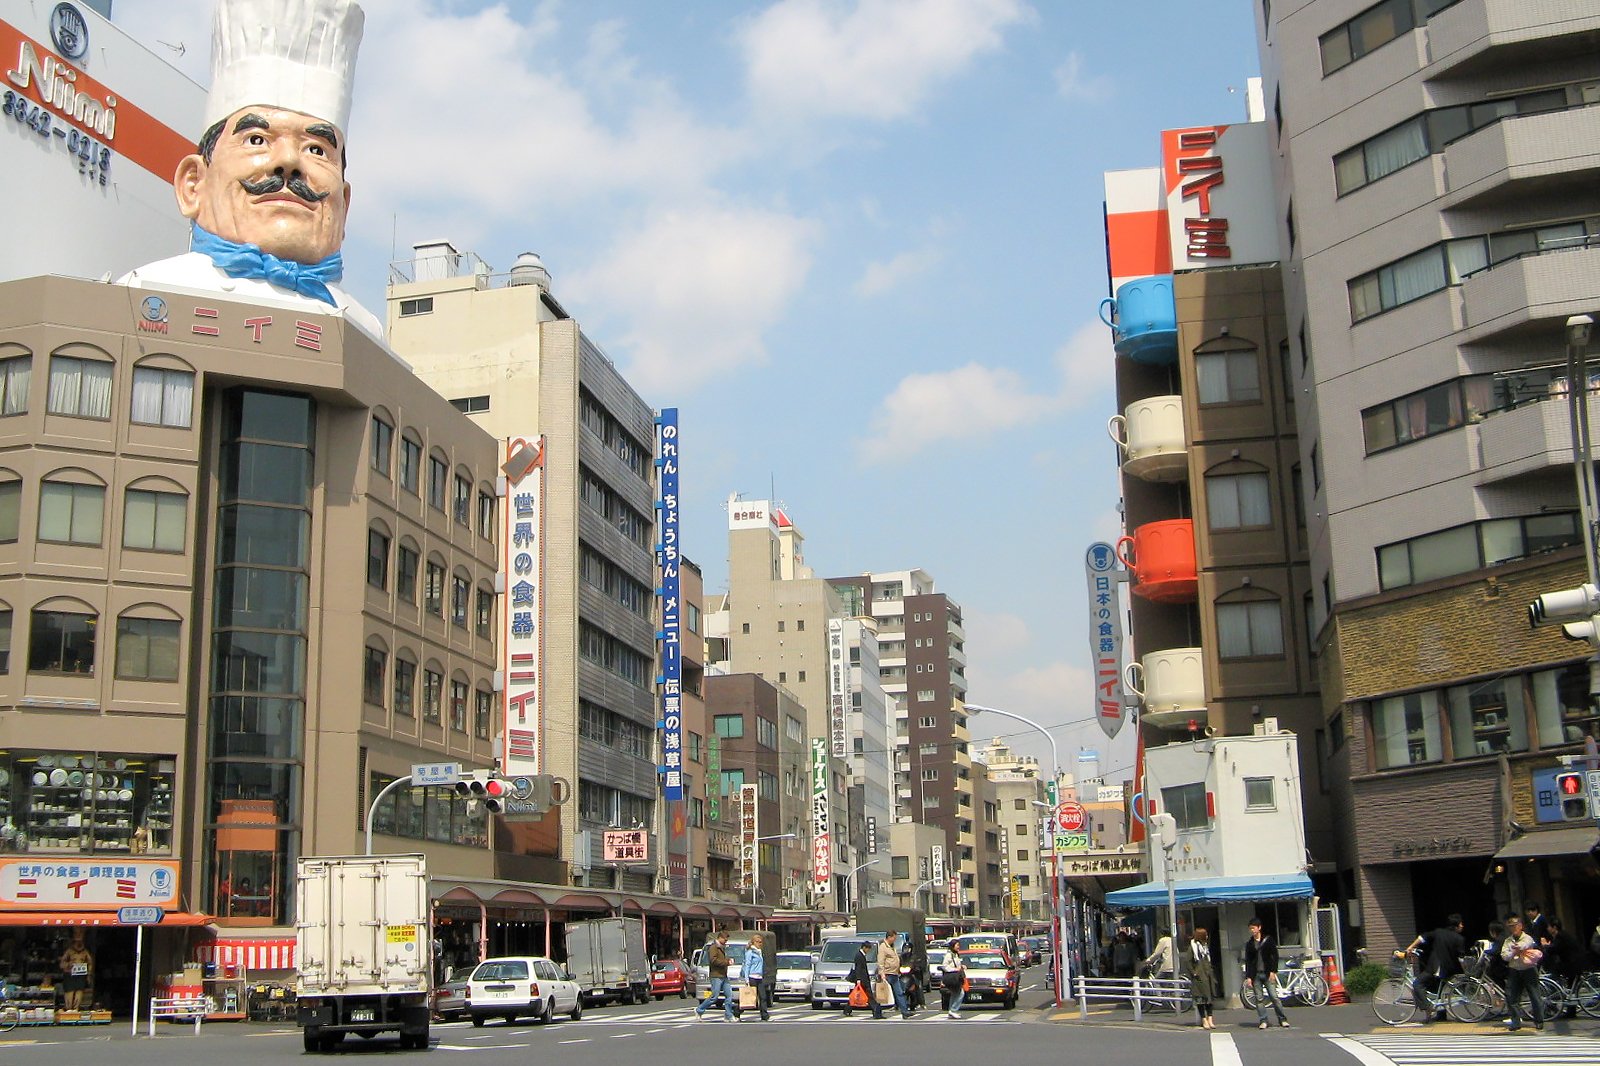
808;937;872;1009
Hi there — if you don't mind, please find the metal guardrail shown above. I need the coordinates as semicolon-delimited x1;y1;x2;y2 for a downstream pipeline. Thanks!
147;995;214;1036
1073;974;1192;1020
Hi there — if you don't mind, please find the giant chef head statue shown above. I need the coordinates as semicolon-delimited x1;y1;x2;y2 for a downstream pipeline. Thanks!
176;0;364;288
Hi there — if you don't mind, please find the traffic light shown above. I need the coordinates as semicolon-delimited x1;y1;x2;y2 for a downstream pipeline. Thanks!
1528;584;1600;630
454;771;511;814
1555;771;1590;821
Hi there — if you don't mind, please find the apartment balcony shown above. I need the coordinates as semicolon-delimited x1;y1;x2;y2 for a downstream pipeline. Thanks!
1476;390;1600;485
946;615;965;642
1100;274;1178;366
1425;0;1600;80
1109;395;1188;482
1115;519;1198;603
1442;105;1600;212
1125;647;1206;732
1461;241;1600;345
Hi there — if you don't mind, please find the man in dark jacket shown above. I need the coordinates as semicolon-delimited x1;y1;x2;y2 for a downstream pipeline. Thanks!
1243;917;1289;1029
1402;914;1466;1021
845;940;882;1019
1543;919;1585;984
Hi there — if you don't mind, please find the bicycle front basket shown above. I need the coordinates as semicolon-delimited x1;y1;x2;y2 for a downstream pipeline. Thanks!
1387;957;1408;978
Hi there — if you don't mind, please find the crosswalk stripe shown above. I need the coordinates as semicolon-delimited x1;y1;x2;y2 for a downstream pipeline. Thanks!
1331;1033;1600;1065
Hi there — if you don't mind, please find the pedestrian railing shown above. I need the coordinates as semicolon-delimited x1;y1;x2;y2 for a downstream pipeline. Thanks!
1073;974;1192;1020
147;995;215;1036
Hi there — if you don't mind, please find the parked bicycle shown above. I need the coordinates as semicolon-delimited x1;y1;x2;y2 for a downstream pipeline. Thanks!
1239;953;1330;1010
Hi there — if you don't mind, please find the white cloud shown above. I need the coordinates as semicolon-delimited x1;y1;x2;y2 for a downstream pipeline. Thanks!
856;318;1112;462
737;0;1031;122
855;247;944;297
1053;51;1112;103
567;205;820;394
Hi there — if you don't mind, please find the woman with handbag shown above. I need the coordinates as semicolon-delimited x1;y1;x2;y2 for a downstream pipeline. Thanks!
845;941;882;1019
1189;929;1217;1030
942;950;967;1019
740;934;770;1021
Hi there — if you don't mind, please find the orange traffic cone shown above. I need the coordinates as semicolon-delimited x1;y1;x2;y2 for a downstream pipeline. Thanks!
1323;954;1348;1005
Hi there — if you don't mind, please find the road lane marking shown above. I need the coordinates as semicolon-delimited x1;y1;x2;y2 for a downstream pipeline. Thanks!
1324;1036;1396;1066
1209;1032;1244;1066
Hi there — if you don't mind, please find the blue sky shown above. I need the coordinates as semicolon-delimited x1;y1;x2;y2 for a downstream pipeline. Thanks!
112;0;1263;781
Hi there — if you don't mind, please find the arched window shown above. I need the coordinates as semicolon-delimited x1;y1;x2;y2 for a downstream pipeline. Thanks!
1193;336;1261;406
116;606;182;681
29;599;98;674
39;469;106;546
1214;589;1285;659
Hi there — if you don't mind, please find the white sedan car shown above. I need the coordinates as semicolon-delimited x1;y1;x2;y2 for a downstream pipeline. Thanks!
773;952;815;1000
467;956;584;1027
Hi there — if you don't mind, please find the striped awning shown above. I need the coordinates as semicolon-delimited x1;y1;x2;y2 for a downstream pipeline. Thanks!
195;936;296;971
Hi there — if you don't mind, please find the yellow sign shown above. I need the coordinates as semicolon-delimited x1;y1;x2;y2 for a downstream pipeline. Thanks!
1009;877;1021;917
386;925;419;944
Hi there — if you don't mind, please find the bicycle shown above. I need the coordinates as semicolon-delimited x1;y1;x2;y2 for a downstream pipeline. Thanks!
1415;949;1573;1024
1239;954;1330;1010
1570;970;1600;1019
0;984;20;1033
1372;952;1482;1025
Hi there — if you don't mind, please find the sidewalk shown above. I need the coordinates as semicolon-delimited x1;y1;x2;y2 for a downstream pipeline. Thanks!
1034;995;1600;1038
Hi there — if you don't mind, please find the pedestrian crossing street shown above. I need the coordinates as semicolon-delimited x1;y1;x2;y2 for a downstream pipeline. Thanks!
1322;1032;1600;1065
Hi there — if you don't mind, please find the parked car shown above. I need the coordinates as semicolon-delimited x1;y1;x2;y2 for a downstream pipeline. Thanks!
952;950;1020;1010
466;956;584;1027
431;966;472;1021
773;952;814;1001
649;959;696;1000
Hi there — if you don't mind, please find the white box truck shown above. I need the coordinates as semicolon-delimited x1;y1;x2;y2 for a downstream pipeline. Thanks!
565;916;649;1004
295;854;432;1052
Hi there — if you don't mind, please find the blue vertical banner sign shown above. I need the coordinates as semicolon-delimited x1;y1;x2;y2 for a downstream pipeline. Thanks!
1085;542;1127;739
656;409;684;802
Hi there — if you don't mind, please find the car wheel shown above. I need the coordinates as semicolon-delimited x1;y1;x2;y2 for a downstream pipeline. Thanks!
470;1013;486;1028
679;989;687;999
539;998;555;1024
570;997;584;1022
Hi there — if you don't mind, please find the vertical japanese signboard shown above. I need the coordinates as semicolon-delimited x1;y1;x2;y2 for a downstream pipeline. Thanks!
707;735;721;822
1085;542;1126;739
827;619;848;758
930;844;945;899
811;738;831;900
656;410;683;801
739;783;758;890
502;436;546;775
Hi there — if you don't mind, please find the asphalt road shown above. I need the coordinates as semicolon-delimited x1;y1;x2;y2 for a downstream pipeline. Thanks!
4;984;1597;1066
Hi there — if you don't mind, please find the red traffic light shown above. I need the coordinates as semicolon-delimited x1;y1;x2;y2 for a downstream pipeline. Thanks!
1557;772;1583;796
483;778;509;798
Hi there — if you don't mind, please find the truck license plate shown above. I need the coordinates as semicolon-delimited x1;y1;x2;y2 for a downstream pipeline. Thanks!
350;1009;375;1022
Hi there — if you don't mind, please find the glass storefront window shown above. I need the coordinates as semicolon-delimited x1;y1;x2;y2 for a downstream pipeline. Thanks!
0;750;176;854
370;772;487;848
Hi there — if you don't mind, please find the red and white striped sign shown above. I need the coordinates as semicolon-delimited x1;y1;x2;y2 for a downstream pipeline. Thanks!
195;937;296;972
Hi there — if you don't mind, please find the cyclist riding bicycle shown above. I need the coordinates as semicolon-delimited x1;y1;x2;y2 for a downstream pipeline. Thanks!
1399;914;1467;1023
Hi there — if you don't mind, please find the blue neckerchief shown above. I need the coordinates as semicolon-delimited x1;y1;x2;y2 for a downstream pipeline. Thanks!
190;224;343;306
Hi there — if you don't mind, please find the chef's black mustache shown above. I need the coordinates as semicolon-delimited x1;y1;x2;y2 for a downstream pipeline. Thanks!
239;173;330;203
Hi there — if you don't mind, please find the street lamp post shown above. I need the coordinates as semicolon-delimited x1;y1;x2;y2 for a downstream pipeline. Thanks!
845;857;884;911
963;703;1067;1006
910;876;938;914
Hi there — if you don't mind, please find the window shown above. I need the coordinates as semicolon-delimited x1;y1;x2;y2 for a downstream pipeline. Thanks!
450;680;468;732
474;689;491;738
38;480;103;545
1347;239;1484;322
399;436;422;494
0;477;15;543
370;416;393;477
368;771;487;848
1448;677;1527;757
1335;115;1427;196
123;488;186;551
1244;777;1276;809
116;616;180;681
1217;600;1284;658
476;490;495;538
28;608;96;674
0;355;30;416
1196;348;1261;404
1371;691;1442;768
475;588;493;639
422;668;443;723
1160;782;1209;831
450;576;469;628
1532;663;1600;749
686;602;701;635
367;529;391;590
398;297;434;317
920;768;939;781
0;609;10;673
393;657;416;716
1206;471;1271;530
756;717;778;749
363;645;386;705
47;355;112;419
758;770;778;801
916;689;935;702
713;715;744;739
1319;0;1460;76
425;560;445;616
777;620;785;633
919;716;937;728
396;544;419;603
450;395;490;414
778;671;786;683
1377;512;1579;590
1361;376;1493;453
130;367;194;427
427;456;448;511
741;623;750;634
453;474;471;526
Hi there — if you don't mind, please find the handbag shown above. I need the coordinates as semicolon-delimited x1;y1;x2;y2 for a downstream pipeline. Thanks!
739;984;758;1008
848;982;869;1009
875;978;894;1005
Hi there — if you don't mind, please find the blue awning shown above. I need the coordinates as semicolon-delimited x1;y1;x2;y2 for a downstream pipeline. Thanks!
1104;873;1314;909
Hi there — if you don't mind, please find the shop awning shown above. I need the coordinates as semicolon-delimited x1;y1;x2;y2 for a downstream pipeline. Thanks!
1493;826;1599;861
0;910;213;927
195;936;296;971
1104;873;1314;909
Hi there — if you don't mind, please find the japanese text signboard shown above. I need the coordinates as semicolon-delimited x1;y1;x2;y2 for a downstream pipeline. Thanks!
1085;543;1126;739
811;738;831;898
1;858;180;909
827;619;848;758
657;410;684;801
502;436;546;776
707;734;721;822
603;829;650;864
739;784;758;890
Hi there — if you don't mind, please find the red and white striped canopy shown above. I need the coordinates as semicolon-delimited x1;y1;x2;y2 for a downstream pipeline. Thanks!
195;937;296;972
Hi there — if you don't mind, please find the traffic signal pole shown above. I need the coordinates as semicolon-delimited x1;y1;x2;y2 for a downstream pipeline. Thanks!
365;775;413;855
